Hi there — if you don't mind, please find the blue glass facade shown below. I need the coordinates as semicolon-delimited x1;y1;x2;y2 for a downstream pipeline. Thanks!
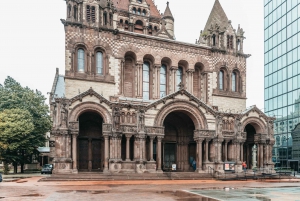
264;0;300;168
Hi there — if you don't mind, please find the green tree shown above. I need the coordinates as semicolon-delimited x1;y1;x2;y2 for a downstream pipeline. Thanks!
0;109;34;173
0;77;51;173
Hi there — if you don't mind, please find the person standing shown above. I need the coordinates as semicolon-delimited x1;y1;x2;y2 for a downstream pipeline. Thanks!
242;161;247;172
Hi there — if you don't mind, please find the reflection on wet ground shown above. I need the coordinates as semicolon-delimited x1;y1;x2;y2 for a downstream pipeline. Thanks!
188;187;300;201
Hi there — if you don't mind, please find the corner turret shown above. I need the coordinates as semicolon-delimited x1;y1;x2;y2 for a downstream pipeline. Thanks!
162;2;175;39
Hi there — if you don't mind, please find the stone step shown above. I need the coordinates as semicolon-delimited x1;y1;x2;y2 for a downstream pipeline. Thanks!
39;172;214;181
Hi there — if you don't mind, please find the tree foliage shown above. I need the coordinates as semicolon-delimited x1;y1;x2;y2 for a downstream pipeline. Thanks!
0;76;51;171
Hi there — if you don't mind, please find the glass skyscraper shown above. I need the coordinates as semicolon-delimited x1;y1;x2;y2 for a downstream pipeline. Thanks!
264;0;300;170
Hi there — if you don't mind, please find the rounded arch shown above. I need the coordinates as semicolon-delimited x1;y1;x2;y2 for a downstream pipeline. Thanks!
143;54;155;64
124;51;137;61
154;100;208;130
69;102;112;124
242;117;267;134
178;60;189;70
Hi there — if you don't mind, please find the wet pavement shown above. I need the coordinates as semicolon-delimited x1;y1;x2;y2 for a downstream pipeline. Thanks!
0;176;300;201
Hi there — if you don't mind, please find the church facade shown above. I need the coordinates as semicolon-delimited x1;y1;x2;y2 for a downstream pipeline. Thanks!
49;0;275;174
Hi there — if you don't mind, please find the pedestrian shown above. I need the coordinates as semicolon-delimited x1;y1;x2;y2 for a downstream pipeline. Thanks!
242;161;247;172
192;159;196;171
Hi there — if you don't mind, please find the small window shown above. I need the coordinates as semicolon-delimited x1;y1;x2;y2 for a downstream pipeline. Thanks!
132;7;136;14
74;6;78;20
96;52;103;75
137;8;141;15
219;70;224;90
137;0;142;3
120;19;123;24
78;49;85;72
232;72;237;92
142;9;146;16
86;5;91;22
176;67;183;91
68;4;72;18
230;36;234;49
103;13;107;25
143;62;150;100
109;14;113;26
160;65;167;97
91;6;95;23
227;35;230;48
212;34;216;46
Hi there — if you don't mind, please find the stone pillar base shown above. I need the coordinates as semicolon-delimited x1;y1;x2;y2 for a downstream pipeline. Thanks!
72;169;78;174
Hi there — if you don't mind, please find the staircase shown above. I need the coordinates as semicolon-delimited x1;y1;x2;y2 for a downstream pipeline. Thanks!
40;172;213;181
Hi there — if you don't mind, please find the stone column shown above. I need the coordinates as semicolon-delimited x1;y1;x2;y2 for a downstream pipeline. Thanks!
186;69;194;93
125;134;131;161
103;135;110;173
170;67;178;93
224;140;228;162
72;134;78;172
136;63;143;98
149;136;155;161
120;59;125;95
196;138;204;172
205;139;209;162
156;136;163;172
240;142;244;162
259;143;263;168
156;65;161;99
263;143;267;167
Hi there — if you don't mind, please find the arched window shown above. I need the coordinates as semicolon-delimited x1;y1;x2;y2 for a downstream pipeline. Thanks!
143;62;150;100
212;34;216;46
232;72;237;91
160;64;167;97
132;7;136;14
96;52;103;75
68;4;72;18
137;0;142;3
230;36;234;49
74;6;78;21
142;9;146;16
109;13;113;26
91;6;95;23
176;67;183;91
219;70;224;90
237;39;241;51
137;8;141;15
86;5;91;22
227;35;230;48
77;49;85;72
103;12;107;25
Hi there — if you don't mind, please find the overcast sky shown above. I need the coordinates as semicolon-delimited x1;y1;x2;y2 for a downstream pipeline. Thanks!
0;0;264;110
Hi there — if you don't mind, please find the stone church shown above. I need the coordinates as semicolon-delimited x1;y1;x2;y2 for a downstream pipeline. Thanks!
49;0;275;174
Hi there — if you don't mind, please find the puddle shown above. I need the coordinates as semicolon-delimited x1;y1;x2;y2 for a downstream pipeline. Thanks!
57;190;109;194
21;193;42;197
188;187;300;201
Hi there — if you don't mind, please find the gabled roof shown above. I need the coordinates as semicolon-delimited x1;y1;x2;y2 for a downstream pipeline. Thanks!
50;68;65;102
203;0;229;33
112;0;161;18
163;2;173;20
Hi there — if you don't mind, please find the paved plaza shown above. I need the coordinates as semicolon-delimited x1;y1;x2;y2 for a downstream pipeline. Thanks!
1;175;300;201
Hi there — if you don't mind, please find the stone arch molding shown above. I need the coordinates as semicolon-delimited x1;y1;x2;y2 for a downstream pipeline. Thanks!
241;117;267;134
69;102;112;124
154;100;208;130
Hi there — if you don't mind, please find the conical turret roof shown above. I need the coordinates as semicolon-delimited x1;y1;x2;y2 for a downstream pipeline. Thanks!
203;0;229;33
163;2;174;20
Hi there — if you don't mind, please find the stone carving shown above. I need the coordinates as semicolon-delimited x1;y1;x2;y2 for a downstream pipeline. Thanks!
60;103;68;128
138;109;145;133
113;107;121;131
69;121;79;130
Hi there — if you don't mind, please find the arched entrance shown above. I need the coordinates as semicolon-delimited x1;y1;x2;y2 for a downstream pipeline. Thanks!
78;112;104;171
243;124;256;169
162;111;196;172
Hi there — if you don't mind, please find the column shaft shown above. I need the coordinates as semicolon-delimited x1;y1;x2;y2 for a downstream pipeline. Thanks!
150;137;154;161
104;136;109;172
197;140;203;171
157;138;162;171
126;136;130;161
72;135;77;170
224;141;228;161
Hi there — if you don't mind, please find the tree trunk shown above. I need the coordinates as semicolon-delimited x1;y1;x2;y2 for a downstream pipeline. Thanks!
13;162;17;174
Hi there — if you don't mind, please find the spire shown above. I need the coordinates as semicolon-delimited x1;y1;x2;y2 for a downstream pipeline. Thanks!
203;0;229;33
163;1;174;21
